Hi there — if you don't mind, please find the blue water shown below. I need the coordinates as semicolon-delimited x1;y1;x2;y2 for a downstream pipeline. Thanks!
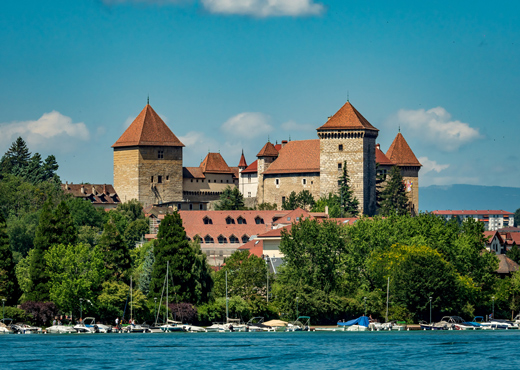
2;331;520;369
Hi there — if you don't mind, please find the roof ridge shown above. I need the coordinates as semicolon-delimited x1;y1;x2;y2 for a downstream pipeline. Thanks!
317;101;379;131
385;132;421;167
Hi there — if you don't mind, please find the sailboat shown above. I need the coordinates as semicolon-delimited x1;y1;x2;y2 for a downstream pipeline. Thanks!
160;261;183;332
126;277;148;333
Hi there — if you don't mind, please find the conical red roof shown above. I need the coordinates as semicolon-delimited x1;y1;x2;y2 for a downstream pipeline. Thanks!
200;153;233;174
238;151;247;168
386;133;421;167
112;104;184;148
256;142;279;157
317;101;378;131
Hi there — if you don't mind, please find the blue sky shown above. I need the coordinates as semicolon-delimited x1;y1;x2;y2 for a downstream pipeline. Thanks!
1;0;519;191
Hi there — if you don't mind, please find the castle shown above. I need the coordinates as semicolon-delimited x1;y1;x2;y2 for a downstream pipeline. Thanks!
113;100;421;214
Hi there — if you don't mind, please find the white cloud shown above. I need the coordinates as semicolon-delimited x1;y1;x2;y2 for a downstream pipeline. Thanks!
201;0;325;17
0;111;90;152
220;112;273;139
281;120;314;132
418;156;450;175
394;107;483;151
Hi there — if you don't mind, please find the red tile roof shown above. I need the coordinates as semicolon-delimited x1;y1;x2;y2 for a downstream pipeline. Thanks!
258;225;293;238
484;230;504;244
496;254;519;274
317;101;378;131
432;210;514;216
112;104;185;148
178;210;288;242
183;167;205;178
238;239;264;258
241;160;258;174
61;183;121;205
263;140;320;175
200;153;234;174
274;208;312;225
257;142;279;157
238;151;247;168
376;144;394;166
385;133;421;167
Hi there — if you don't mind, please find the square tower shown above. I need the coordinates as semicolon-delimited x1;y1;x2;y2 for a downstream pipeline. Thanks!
317;102;378;215
112;104;185;206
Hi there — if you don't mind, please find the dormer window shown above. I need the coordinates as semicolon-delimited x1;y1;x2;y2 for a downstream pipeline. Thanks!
204;235;214;243
242;235;250;243
237;216;246;224
203;216;213;225
218;235;227;244
255;217;264;225
226;217;235;225
230;235;239;243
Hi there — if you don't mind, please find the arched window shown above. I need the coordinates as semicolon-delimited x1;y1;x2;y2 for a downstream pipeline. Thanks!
255;217;264;225
204;235;214;243
218;235;227;244
237;216;246;224
242;235;250;243
203;216;213;225
226;216;235;225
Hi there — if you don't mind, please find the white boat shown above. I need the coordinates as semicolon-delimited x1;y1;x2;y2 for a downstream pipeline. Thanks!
0;326;11;334
46;325;76;334
160;320;184;332
286;316;311;332
337;316;369;331
245;317;275;332
11;323;42;334
181;324;207;332
73;322;95;333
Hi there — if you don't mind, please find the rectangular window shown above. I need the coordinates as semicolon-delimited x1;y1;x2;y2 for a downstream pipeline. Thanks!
177;203;181;210
199;204;203;210
158;150;164;159
275;179;280;185
166;175;169;181
202;179;204;182
282;196;286;203
157;176;162;184
248;192;251;197
248;174;251;183
302;179;307;185
151;176;154;183
189;204;193;210
338;163;342;170
339;144;343;151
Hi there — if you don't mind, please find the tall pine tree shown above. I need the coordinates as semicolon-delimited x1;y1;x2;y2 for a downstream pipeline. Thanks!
0;137;31;176
98;221;131;282
149;212;211;305
27;200;78;302
379;166;410;216
338;161;359;217
0;212;20;305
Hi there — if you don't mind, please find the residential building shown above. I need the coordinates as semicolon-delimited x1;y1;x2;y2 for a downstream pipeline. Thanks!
61;183;121;209
432;210;514;231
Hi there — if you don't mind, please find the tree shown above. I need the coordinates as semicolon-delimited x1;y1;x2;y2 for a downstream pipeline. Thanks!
282;191;298;210
98;221;131;282
137;244;154;296
149;213;212;305
214;250;268;299
379;166;409;216
116;199;145;222
515;208;520;227
507;244;520;265
257;202;278;210
312;193;342;218
45;243;105;318
20;301;58;326
124;219;149;249
0;137;31;176
296;190;315;210
215;186;245;210
97;280;148;322
0;212;20;305
338;161;359;217
375;163;386;209
66;197;105;229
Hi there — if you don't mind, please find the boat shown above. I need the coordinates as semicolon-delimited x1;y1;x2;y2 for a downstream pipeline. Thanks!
245;317;275;332
472;316;516;330
11;323;43;334
419;320;446;330
160;320;184;332
286;316;311;332
0;319;13;334
263;319;288;332
337;316;369;331
46;321;76;334
181;324;207;332
73;321;95;333
370;320;407;331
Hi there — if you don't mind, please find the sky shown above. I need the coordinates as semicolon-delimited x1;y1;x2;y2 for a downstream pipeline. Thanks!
1;0;520;192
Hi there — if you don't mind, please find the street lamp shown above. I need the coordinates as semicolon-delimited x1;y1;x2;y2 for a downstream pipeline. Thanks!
492;296;495;319
266;256;270;304
2;298;5;322
79;298;84;321
154;297;157;320
429;297;432;324
296;297;299;320
364;297;367;316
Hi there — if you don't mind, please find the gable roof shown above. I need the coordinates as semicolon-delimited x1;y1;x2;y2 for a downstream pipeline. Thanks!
183;167;205;179
238;151;247;168
257;142;279;157
263;140;320;175
317;101;378;131
238;239;264;258
385;133;421;167
200;153;234;174
274;208;312;225
61;183;120;205
496;254;520;274
112;104;184;148
484;230;504;245
241;160;258;174
376;144;394;166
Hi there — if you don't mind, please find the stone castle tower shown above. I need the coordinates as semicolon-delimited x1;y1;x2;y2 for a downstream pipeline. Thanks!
112;104;185;206
317;101;378;215
256;141;279;205
386;132;421;214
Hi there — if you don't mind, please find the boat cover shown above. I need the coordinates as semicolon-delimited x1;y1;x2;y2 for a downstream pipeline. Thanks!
337;316;369;327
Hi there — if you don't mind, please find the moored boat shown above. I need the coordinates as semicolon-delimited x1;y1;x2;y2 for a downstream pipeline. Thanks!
337;316;369;331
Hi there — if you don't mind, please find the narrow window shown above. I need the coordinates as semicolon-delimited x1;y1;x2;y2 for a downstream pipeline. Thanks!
177;203;181;210
199;204;203;210
189;204;193;210
158;150;164;159
302;179;307;185
166;175;169;181
275;179;280;185
157;176;162;184
339;144;343;151
282;196;286;203
248;192;251;197
191;179;193;182
338;163;342;170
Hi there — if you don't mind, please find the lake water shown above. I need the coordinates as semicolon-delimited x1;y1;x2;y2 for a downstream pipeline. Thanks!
2;330;520;369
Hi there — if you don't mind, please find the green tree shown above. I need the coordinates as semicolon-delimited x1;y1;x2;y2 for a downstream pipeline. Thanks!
215;186;245;210
137;244;154;296
312;193;342;218
66;197;105;229
15;250;34;302
214;250;268;299
45;243;105;317
149;213;212;305
124;218;149;249
375;163;386;209
296;190;315;210
379;166;409;216
338;161;359;217
97;280;149;322
0;213;20;305
77;226;102;247
282;191;298;210
507;244;520;265
515;208;520;227
116;199;145;222
257;202;278;210
0;137;31;176
98;221;131;282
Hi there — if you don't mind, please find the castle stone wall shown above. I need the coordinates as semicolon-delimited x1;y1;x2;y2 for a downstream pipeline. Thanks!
262;172;320;208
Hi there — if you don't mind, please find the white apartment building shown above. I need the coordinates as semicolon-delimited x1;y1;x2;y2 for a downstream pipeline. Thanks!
431;210;514;231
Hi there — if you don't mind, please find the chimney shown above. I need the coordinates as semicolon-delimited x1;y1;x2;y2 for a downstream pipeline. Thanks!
81;185;85;194
282;140;288;148
92;186;96;195
325;205;329;216
65;181;69;190
376;143;380;150
103;184;107;194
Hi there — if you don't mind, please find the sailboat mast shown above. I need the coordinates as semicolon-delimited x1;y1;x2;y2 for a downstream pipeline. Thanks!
386;276;389;323
225;270;228;323
166;261;169;324
130;276;133;323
